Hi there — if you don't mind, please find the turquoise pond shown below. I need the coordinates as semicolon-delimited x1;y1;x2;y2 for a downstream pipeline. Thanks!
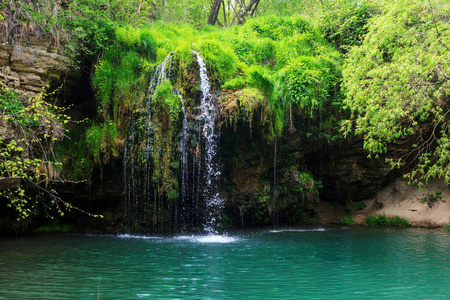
0;227;449;299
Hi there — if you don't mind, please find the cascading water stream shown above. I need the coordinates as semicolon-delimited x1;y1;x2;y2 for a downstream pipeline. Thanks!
177;90;190;228
192;50;224;234
123;53;174;233
124;51;224;233
273;140;277;225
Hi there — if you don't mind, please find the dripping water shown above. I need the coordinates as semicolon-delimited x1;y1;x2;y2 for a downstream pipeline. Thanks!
273;140;278;225
178;91;190;229
123;53;174;233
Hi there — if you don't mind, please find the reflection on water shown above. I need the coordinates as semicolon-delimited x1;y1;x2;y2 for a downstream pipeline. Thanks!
0;227;449;299
268;228;327;233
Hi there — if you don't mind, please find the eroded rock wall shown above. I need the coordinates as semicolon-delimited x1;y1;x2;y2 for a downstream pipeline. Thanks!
0;39;72;97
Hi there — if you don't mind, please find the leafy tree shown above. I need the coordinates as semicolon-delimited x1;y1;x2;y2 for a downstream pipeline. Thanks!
342;0;450;185
208;0;261;26
320;0;378;53
0;86;100;220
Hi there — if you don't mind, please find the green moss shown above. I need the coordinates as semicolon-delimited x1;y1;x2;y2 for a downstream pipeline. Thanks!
149;79;182;200
222;77;247;90
247;65;274;101
153;79;181;122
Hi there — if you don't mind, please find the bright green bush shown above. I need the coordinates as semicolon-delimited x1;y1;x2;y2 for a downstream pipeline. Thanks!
341;216;355;225
116;25;141;47
321;0;377;53
85;121;119;165
364;215;411;227
195;39;239;84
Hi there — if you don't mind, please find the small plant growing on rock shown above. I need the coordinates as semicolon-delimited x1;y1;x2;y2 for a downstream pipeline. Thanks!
340;216;355;225
352;201;366;211
364;215;411;227
421;191;443;208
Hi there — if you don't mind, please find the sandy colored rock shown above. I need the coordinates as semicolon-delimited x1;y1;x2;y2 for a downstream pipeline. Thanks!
0;42;72;97
352;178;450;226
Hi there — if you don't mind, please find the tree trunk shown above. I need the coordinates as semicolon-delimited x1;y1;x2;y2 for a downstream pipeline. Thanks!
208;0;222;25
208;0;261;26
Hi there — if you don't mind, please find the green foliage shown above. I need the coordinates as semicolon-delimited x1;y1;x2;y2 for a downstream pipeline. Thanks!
154;0;210;27
342;0;450;184
0;88;24;115
195;39;239;84
204;15;342;139
55;124;93;182
278;54;340;117
85;121;119;166
222;77;247;90
149;79;182;199
93;45;149;120
246;186;272;225
420;190;443;208
443;223;450;231
0;87;90;220
247;65;274;101
257;0;321;18
341;216;355;225
35;222;73;233
353;201;367;211
116;25;141;47
321;0;377;53
153;79;181;123
246;15;312;40
364;215;411;227
280;171;322;195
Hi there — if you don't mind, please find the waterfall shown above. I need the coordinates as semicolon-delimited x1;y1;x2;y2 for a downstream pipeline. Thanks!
192;50;224;233
178;90;190;228
124;51;224;233
123;53;174;233
273;140;278;225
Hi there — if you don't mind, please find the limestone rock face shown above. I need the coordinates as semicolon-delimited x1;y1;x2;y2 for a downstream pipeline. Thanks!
0;40;72;98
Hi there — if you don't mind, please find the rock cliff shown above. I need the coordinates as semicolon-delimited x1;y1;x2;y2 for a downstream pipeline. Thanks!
0;38;72;97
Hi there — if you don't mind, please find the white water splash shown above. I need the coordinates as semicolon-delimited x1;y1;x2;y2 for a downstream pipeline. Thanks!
175;235;238;243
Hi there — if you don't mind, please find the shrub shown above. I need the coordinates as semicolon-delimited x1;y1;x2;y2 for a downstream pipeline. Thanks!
353;201;367;211
341;216;355;225
421;191;443;208
195;39;239;84
364;215;411;227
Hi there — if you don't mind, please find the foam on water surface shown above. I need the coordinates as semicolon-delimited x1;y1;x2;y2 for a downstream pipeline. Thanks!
116;234;160;240
175;234;239;244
